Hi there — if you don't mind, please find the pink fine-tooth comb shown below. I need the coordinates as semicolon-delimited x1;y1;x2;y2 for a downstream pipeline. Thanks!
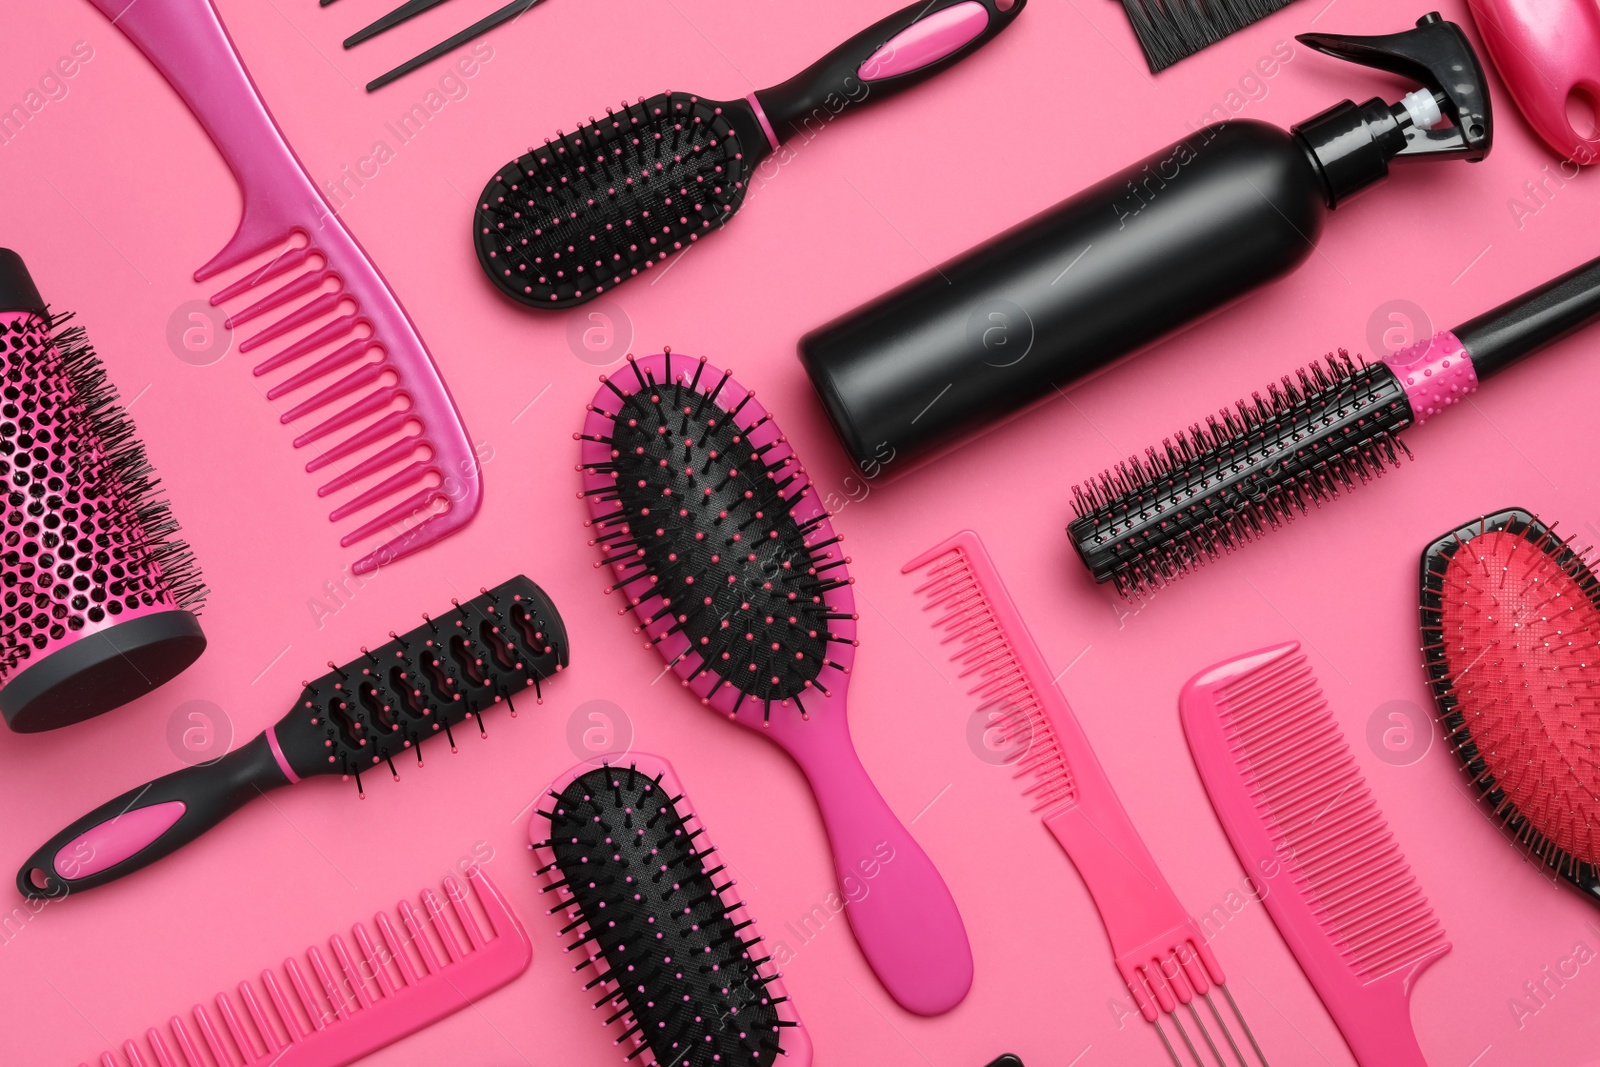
904;531;1267;1066
1468;0;1600;164
87;0;481;573
76;865;531;1067
1181;643;1450;1067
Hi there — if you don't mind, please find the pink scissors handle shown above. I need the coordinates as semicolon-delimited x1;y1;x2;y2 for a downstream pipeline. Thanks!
1469;0;1600;163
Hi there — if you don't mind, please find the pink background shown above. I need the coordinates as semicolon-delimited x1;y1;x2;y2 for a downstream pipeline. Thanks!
3;0;1600;1063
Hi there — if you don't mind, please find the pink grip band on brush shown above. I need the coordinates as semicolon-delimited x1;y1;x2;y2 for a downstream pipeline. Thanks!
1381;330;1479;425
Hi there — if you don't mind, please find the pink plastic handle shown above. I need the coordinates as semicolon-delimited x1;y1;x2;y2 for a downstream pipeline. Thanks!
779;701;974;1017
858;1;990;80
1469;0;1600;163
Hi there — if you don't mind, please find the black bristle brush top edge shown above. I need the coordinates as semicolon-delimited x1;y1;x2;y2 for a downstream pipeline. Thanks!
531;755;812;1067
18;575;568;898
1419;508;1600;902
1068;351;1415;597
1120;0;1304;72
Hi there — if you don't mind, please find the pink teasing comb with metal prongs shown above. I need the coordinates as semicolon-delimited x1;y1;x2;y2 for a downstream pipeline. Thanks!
75;865;531;1067
87;0;481;573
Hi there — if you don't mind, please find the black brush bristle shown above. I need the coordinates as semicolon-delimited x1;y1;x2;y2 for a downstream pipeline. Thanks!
475;92;754;309
1067;352;1414;596
273;575;568;791
1119;0;1303;72
534;762;792;1065
580;354;854;714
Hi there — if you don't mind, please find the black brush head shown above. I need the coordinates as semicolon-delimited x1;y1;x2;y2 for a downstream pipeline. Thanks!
1068;353;1415;597
579;354;857;721
272;575;568;791
474;92;769;309
535;761;793;1065
1120;0;1303;72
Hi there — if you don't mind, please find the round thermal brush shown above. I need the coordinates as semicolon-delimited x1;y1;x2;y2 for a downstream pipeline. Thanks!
1068;253;1600;597
0;248;206;732
1422;508;1600;905
472;0;1025;309
576;350;972;1016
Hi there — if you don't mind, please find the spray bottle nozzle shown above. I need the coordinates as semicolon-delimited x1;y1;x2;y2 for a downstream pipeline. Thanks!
1292;12;1494;206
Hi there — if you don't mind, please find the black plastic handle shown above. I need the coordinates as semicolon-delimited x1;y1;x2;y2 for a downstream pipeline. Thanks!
753;0;1024;142
1457;254;1600;379
17;733;291;899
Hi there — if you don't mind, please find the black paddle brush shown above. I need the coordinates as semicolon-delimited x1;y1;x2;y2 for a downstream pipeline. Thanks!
473;0;1024;309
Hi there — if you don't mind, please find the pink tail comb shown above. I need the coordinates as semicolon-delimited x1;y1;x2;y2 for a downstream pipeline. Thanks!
76;865;530;1067
88;0;481;573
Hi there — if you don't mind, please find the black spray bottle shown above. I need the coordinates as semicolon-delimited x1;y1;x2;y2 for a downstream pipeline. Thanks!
799;14;1493;478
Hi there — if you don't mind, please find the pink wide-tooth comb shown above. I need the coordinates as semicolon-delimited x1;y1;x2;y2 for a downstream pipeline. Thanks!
904;531;1268;1066
1181;643;1450;1067
76;865;531;1067
576;351;972;1016
86;0;481;573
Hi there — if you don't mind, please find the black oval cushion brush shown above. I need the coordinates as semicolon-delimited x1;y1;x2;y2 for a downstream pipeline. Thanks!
18;576;568;899
1068;252;1600;597
473;0;1025;309
1421;508;1600;906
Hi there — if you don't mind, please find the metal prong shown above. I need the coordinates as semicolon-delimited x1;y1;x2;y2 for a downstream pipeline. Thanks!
1169;1010;1207;1066
1204;991;1251;1066
1187;1000;1227;1065
1220;984;1270;1066
1152;1016;1186;1067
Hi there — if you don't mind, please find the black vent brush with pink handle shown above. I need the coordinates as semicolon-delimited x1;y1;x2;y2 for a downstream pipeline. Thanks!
474;0;1025;309
18;576;566;899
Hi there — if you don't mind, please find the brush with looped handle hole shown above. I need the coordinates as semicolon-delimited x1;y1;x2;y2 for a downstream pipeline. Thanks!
19;576;566;899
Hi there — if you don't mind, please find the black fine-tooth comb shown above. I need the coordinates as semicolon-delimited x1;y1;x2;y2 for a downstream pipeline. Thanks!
474;0;1024;308
18;576;568;899
532;755;811;1066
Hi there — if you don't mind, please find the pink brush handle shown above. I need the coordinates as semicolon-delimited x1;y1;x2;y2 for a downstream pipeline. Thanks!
782;709;973;1016
1469;0;1600;163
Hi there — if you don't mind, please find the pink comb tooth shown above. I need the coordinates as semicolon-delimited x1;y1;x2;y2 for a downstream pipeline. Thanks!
446;874;488;951
307;946;348;1021
224;269;334;329
208;245;315;304
145;1029;180;1067
317;435;427;496
264;338;373;400
339;486;447;548
375;910;420;986
249;315;365;376
278;362;389;424
292;388;397;448
352;922;397;998
191;1004;233;1067
238;291;349;353
284;958;325;1032
304;411;417;473
237;980;280;1056
422;887;464;962
326;462;433;522
259;969;306;1042
213;992;255;1064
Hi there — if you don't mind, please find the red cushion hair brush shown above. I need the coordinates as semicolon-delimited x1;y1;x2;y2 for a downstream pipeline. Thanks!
1421;507;1600;905
1069;254;1600;596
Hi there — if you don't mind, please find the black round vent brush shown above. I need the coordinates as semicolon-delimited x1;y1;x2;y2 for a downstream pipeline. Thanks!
1068;253;1600;597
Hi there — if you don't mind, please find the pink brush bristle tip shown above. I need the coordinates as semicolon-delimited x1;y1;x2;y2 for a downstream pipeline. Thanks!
76;866;530;1067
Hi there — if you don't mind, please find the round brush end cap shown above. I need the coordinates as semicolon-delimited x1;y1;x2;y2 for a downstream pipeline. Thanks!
0;610;207;732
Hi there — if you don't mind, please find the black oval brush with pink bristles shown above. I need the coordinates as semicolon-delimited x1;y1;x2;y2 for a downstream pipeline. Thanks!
472;0;1024;309
1068;252;1600;597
